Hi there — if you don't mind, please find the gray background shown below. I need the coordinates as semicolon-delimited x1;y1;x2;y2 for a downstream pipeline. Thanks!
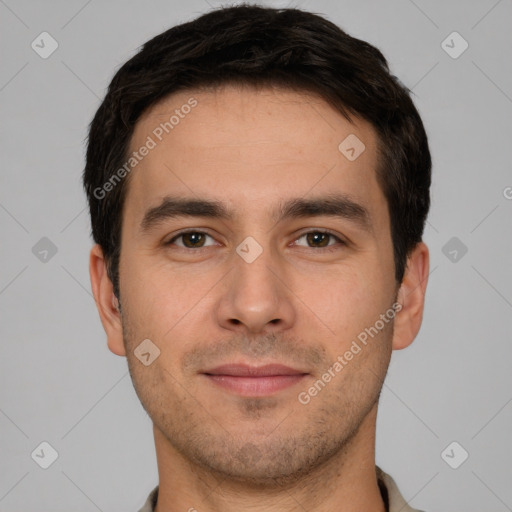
1;0;511;510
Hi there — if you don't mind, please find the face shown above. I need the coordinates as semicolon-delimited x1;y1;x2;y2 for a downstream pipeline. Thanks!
106;85;405;484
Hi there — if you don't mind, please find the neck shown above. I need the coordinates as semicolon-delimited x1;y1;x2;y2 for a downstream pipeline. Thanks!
153;403;386;512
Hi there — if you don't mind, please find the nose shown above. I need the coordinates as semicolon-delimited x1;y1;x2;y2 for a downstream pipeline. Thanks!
215;245;296;335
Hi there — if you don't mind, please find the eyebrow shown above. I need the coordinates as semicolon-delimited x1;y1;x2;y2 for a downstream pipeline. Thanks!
140;193;372;233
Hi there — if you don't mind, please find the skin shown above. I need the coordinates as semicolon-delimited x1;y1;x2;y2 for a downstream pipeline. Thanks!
89;84;429;512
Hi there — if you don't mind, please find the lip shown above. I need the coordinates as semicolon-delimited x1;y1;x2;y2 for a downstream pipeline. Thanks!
202;364;308;396
205;364;306;377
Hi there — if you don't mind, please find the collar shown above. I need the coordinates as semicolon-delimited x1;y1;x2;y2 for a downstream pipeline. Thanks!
138;466;424;512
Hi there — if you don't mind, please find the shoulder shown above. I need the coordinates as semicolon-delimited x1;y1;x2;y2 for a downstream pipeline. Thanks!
376;466;426;512
137;485;159;512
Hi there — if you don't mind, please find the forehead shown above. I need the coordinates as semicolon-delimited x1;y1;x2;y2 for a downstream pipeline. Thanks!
124;85;385;229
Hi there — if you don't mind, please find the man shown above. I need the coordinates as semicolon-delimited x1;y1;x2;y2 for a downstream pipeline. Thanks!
84;4;431;511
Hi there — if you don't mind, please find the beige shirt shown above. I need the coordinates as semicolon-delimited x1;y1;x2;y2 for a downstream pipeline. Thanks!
138;466;424;511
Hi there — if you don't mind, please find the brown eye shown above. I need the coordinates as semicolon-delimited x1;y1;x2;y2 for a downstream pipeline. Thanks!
167;231;215;249
306;232;330;247
294;230;344;250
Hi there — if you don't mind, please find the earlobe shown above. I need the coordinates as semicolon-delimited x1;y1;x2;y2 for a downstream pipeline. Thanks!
89;244;126;356
391;242;430;351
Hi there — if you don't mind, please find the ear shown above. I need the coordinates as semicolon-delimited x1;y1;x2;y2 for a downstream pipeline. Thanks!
89;244;126;356
392;241;430;350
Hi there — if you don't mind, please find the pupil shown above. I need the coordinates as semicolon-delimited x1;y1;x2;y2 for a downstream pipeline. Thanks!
185;232;203;247
308;232;328;247
181;232;329;249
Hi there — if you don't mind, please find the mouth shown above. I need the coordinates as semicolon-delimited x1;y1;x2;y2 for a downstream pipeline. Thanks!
202;364;309;397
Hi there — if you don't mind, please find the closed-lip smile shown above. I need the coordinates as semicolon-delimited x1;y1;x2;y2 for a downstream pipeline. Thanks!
202;363;309;396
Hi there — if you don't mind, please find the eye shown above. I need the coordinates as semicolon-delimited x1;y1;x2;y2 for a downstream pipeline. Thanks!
293;230;345;251
166;230;217;249
165;229;345;252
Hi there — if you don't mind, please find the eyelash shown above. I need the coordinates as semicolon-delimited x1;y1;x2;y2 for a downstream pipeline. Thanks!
165;229;346;253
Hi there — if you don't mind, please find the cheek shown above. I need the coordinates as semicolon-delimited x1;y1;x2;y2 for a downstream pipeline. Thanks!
305;264;393;347
120;254;216;352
